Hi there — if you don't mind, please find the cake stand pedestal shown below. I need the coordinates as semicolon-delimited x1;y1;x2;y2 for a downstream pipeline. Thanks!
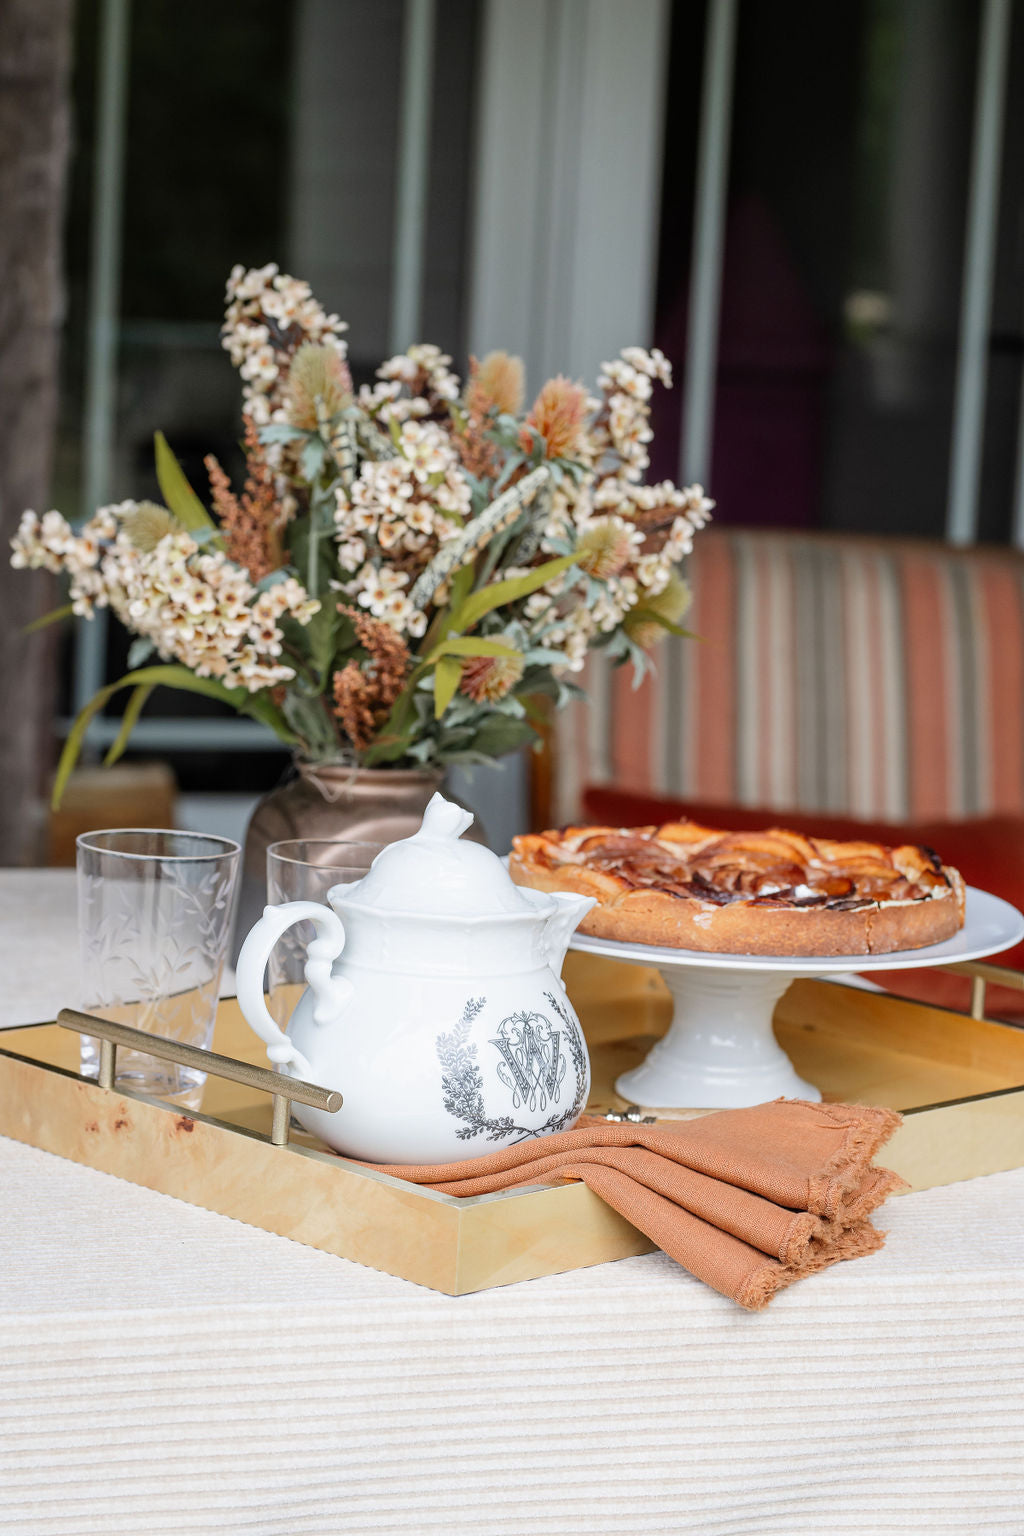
569;887;1024;1110
617;963;820;1106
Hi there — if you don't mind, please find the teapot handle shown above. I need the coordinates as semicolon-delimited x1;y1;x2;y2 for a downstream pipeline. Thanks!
235;901;352;1078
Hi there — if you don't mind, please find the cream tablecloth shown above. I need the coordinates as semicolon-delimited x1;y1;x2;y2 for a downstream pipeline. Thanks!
2;871;1023;1535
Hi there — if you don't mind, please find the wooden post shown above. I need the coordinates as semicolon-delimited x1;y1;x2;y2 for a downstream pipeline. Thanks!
0;0;74;864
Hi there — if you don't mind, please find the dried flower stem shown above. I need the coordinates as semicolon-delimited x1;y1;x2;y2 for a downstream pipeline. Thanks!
205;416;284;582
332;604;411;753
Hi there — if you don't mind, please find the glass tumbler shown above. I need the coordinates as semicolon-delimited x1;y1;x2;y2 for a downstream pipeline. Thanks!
265;839;381;1029
77;829;241;1109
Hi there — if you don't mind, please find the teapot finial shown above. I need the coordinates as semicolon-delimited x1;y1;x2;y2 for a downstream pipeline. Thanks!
417;792;474;841
338;792;537;916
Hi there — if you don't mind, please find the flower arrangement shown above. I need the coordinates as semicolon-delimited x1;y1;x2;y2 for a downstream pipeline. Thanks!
12;263;712;797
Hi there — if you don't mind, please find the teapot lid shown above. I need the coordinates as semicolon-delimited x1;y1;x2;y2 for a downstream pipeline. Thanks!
335;793;547;918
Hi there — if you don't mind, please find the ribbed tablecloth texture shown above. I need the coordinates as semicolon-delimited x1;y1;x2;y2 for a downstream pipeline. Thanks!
2;1135;1023;1536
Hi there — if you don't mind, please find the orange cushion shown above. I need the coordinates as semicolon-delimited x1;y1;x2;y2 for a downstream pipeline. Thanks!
559;533;1024;827
580;786;1024;1021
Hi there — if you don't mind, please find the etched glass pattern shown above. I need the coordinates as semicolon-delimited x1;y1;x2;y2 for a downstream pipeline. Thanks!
77;830;240;1109
265;839;380;1030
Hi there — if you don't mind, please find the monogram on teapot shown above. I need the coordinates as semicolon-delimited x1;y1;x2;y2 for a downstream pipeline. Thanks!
236;794;595;1163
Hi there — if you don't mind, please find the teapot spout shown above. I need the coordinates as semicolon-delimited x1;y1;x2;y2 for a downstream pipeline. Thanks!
542;892;597;974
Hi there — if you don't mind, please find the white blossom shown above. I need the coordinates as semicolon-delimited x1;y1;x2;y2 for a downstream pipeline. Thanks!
10;504;318;691
222;264;348;428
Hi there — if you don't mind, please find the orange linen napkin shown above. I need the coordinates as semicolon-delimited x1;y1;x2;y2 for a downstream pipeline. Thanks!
370;1100;907;1309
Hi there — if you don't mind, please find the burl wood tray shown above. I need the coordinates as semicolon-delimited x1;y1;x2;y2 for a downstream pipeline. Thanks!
1;955;1023;1294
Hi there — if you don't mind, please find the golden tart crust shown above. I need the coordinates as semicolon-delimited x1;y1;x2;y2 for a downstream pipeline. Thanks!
509;821;966;957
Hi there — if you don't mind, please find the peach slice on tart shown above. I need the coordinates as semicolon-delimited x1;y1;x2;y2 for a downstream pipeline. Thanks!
509;818;966;956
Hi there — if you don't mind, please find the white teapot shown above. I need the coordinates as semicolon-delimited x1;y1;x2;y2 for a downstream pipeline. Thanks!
236;794;595;1163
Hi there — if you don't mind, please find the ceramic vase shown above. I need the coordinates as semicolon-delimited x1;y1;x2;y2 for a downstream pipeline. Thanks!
233;762;483;956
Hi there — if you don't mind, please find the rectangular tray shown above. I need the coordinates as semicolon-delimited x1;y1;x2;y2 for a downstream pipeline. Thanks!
2;956;1023;1294
572;954;1024;1190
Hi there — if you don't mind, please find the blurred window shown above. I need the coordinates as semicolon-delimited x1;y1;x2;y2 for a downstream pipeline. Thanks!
56;0;1024;795
654;0;1024;543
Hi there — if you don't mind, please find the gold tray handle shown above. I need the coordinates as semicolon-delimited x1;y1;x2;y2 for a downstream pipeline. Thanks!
57;1007;342;1148
941;960;1024;1019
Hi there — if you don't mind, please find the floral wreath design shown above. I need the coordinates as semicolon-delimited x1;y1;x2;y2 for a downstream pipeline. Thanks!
436;992;587;1144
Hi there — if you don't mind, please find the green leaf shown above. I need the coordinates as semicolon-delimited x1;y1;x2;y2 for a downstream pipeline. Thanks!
127;636;156;669
362;732;412;766
54;687;118;808
23;603;74;635
518;693;551;725
475;510;532;588
465;714;538;759
281;691;337;756
626;607;700;640
103;685;154;767
232;687;303;743
302;603;342;687
418;604;451;659
427;636;522;663
629;645;652;689
52;664;299;808
154;432;218;537
433;655;462;719
451;552;581;634
448;561;476;612
300;436;327;483
259;423;308;444
521;647;568;668
492;452;526;494
359;679;420;765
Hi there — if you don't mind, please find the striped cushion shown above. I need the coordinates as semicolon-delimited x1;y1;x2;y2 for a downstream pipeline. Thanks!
554;529;1024;824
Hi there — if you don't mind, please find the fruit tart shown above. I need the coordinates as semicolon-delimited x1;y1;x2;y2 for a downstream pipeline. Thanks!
509;820;966;957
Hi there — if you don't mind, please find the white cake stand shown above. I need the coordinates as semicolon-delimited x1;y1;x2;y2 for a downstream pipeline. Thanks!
570;887;1024;1110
